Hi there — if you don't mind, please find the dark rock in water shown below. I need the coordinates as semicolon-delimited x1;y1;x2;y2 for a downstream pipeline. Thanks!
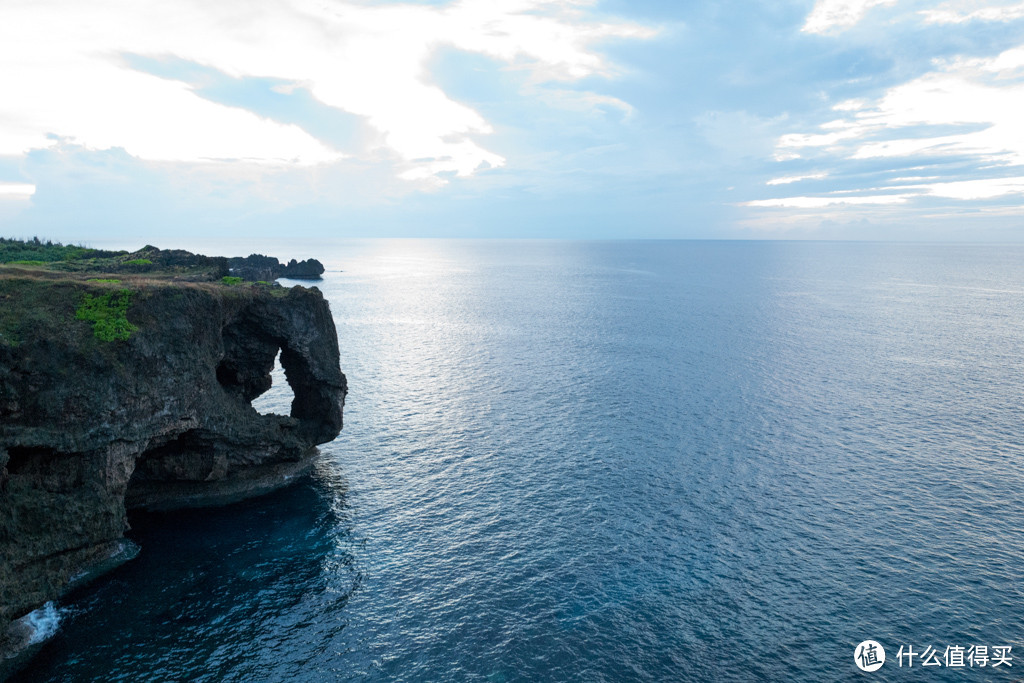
0;273;346;666
281;258;325;279
228;254;325;281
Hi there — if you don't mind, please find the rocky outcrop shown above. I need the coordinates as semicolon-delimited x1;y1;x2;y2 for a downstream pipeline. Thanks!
0;278;346;662
228;254;325;281
281;258;326;279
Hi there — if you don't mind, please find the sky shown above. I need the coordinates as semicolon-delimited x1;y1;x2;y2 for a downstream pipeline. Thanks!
1;0;1024;241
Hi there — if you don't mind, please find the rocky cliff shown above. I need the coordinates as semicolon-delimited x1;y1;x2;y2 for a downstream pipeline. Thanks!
228;254;325;281
0;266;346;666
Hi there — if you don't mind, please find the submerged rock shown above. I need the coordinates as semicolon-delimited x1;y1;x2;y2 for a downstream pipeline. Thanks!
0;275;346;664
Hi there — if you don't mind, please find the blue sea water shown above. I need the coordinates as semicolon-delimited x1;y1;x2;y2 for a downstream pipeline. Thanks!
14;240;1024;682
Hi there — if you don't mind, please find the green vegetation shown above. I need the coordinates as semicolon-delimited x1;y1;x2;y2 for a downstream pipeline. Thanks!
75;289;137;341
0;239;303;348
0;238;225;280
0;236;105;263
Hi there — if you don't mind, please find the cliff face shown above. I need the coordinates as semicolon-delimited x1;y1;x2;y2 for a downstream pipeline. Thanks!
0;278;346;647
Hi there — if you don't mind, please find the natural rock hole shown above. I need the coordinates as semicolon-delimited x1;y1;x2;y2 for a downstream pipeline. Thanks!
213;323;285;412
251;350;296;417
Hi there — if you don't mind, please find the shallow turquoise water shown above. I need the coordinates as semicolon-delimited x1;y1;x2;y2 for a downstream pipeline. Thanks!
16;241;1024;681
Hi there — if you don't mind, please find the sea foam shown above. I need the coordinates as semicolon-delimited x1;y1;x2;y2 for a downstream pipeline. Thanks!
24;602;60;646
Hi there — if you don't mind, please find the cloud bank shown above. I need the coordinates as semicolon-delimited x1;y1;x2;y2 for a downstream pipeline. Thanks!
743;0;1024;234
0;0;652;185
4;0;1024;240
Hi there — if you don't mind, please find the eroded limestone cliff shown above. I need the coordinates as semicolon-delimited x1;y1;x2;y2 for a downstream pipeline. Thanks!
0;273;346;660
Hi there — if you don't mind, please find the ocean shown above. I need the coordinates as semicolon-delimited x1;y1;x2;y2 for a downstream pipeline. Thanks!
15;240;1024;681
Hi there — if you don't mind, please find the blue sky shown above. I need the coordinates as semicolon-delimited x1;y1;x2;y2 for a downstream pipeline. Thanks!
1;0;1024;241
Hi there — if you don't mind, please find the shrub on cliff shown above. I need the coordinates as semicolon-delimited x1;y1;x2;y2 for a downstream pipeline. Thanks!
0;236;123;263
75;289;137;341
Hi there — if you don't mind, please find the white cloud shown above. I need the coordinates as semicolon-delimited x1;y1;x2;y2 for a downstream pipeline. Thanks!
802;0;899;34
0;182;36;198
766;172;828;185
745;193;910;208
845;65;1024;165
746;176;1024;209
777;125;868;150
922;1;1024;24
918;176;1024;199
754;44;1024;211
833;98;868;111
0;0;653;183
986;47;1024;73
741;21;1024;227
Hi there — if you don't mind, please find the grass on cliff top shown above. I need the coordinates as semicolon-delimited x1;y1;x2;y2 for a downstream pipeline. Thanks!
0;277;85;347
0;239;304;346
0;271;293;348
0;238;221;280
0;277;137;347
0;239;304;296
0;236;114;263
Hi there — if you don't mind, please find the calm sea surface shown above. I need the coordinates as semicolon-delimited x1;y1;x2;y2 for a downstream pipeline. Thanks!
15;240;1024;681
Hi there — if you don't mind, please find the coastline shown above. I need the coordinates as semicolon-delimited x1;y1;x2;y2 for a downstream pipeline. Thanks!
0;241;347;679
0;539;139;679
